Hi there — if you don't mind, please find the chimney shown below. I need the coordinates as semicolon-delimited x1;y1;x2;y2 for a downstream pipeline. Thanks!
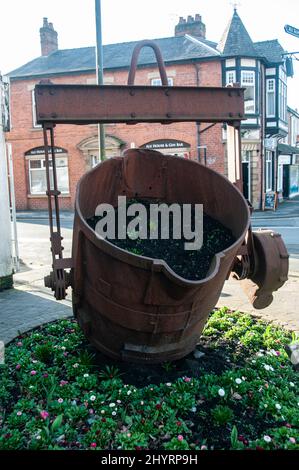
175;13;206;38
40;17;58;56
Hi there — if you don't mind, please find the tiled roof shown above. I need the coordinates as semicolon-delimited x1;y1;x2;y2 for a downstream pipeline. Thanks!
217;10;257;57
254;40;285;64
8;35;220;79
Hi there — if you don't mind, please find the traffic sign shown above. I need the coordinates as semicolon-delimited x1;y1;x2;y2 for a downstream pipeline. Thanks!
285;24;299;38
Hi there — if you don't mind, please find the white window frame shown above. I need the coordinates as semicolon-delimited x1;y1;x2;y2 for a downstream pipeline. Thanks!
265;150;273;192
31;90;42;129
241;70;256;114
226;70;236;86
241;150;252;201
28;156;69;195
278;80;287;122
151;77;174;86
266;79;276;118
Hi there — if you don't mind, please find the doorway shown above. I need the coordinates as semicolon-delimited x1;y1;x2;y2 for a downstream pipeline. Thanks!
283;165;290;198
242;151;251;201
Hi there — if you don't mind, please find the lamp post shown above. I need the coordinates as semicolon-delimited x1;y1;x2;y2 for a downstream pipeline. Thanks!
95;0;106;161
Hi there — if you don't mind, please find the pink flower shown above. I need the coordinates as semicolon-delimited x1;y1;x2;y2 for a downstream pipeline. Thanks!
60;380;68;386
16;411;22;416
289;437;296;444
90;442;97;448
40;411;49;420
15;364;21;370
89;409;94;414
57;398;64;404
177;435;184;442
43;373;48;378
17;342;22;347
63;352;68;357
184;377;191;383
201;445;208;450
30;370;37;376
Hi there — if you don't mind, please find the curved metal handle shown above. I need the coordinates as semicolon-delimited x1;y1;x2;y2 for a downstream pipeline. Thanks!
128;40;169;86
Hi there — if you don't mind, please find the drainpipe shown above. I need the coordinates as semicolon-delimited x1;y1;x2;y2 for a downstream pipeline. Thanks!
260;63;265;210
0;75;13;290
194;63;201;162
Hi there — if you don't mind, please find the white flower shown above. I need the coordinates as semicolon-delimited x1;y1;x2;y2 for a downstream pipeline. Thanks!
112;411;116;416
36;435;41;440
117;400;121;404
263;435;272;443
90;395;96;401
17;411;22;416
166;383;172;387
101;410;105;414
83;373;89;378
140;401;144;405
58;398;64;404
127;390;132;395
218;388;225;397
109;403;116;408
275;404;281;410
242;377;246;381
73;363;79;368
235;378;242;385
264;364;271;371
290;382;295;387
191;407;197;413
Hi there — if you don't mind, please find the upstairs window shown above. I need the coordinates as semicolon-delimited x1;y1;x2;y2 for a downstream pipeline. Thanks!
265;151;273;192
241;70;256;114
31;90;42;129
151;77;174;86
266;79;275;117
279;80;287;122
226;70;236;86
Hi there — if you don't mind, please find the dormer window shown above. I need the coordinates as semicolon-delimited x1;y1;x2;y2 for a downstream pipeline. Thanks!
241;70;255;114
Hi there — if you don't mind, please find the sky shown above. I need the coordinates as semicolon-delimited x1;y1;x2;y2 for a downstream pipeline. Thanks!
0;0;299;108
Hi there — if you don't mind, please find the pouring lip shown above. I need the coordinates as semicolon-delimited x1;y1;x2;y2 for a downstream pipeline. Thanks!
75;154;251;287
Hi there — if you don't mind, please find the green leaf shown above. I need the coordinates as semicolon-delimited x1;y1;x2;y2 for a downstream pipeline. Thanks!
51;414;63;433
230;425;238;449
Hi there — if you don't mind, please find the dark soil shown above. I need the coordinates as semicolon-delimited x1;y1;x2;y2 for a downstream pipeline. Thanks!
87;198;236;281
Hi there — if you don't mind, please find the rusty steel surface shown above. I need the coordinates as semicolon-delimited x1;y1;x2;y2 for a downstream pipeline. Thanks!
72;149;251;363
35;84;245;125
128;40;169;86
240;230;289;309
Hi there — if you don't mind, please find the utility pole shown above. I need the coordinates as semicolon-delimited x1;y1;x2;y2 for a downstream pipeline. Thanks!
0;74;13;290
95;0;106;161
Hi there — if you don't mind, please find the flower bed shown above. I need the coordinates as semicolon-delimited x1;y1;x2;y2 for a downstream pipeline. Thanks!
0;308;298;450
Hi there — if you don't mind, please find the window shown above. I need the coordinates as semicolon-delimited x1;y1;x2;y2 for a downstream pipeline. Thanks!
29;157;69;195
241;70;256;114
151;77;174;86
279;80;287;122
226;70;236;85
31;90;41;128
265;151;273;192
266;79;275;117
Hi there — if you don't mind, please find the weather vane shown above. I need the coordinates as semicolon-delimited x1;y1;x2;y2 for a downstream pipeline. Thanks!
230;1;241;11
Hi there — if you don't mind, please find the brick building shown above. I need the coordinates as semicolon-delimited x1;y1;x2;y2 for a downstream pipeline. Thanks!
6;11;295;210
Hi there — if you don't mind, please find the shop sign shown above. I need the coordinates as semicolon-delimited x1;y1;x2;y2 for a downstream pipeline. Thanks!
278;155;291;165
25;146;67;156
141;140;190;151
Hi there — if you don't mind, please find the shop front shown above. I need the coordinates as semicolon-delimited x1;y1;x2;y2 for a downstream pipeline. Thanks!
277;144;299;199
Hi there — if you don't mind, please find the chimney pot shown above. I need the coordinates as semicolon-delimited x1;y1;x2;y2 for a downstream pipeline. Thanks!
40;18;58;56
175;13;206;38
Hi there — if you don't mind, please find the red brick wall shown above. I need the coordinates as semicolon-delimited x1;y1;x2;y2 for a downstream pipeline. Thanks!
6;60;223;210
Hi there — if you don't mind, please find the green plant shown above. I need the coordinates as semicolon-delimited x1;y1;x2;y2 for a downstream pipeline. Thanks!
211;405;234;425
99;365;123;380
34;343;54;364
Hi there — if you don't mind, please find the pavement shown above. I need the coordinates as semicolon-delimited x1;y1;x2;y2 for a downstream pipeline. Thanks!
0;197;298;344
